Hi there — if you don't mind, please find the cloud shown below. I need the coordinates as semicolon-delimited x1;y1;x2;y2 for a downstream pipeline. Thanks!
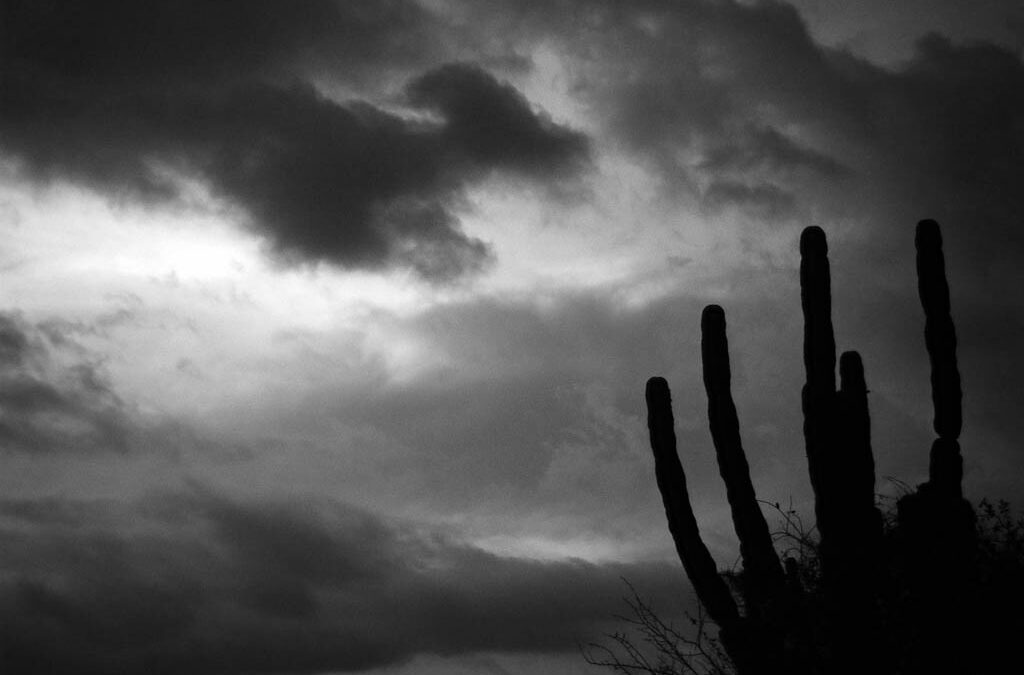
698;126;850;179
407;63;588;178
0;488;691;675
460;0;1022;262
0;313;131;454
702;181;798;222
0;1;589;281
222;286;826;557
0;311;214;463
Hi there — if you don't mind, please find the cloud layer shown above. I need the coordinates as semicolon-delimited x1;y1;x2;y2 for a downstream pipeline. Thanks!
0;0;588;280
0;488;689;675
3;1;1024;674
0;313;130;454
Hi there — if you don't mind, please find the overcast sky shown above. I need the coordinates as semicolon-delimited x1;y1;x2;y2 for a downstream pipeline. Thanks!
2;1;1023;673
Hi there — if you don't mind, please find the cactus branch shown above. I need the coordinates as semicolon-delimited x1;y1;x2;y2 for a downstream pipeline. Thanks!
837;350;877;518
915;219;962;441
645;377;741;633
916;219;964;499
700;305;785;602
799;226;838;547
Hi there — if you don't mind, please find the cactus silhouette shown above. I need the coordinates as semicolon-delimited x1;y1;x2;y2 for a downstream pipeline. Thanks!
645;220;978;674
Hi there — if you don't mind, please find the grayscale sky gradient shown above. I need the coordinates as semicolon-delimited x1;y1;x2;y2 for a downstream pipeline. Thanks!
1;1;1023;673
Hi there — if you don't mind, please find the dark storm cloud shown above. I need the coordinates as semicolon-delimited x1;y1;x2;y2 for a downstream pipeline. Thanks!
859;35;1024;256
407;64;588;177
0;0;588;280
466;0;1022;243
0;489;691;675
0;313;131;454
505;0;867;189
614;6;1024;263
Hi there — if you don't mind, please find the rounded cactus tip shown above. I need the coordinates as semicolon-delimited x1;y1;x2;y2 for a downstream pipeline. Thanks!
646;376;669;392
701;304;726;329
646;376;671;405
799;226;828;257
839;350;863;370
915;219;942;250
839;350;866;390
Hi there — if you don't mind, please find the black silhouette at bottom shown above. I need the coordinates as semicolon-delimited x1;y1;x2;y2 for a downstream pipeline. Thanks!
642;221;1019;675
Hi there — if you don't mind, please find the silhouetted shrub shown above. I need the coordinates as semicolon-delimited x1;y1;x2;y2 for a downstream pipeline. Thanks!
586;496;1024;675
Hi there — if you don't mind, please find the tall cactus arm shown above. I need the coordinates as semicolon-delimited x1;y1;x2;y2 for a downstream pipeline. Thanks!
800;226;837;398
701;305;785;598
645;376;742;631
915;219;962;442
894;219;975;675
916;220;964;496
799;226;838;542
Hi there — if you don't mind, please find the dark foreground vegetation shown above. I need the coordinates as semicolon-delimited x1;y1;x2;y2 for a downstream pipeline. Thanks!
588;221;1024;675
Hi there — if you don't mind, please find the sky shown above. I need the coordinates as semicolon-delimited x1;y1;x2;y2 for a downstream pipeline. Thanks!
1;1;1023;673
